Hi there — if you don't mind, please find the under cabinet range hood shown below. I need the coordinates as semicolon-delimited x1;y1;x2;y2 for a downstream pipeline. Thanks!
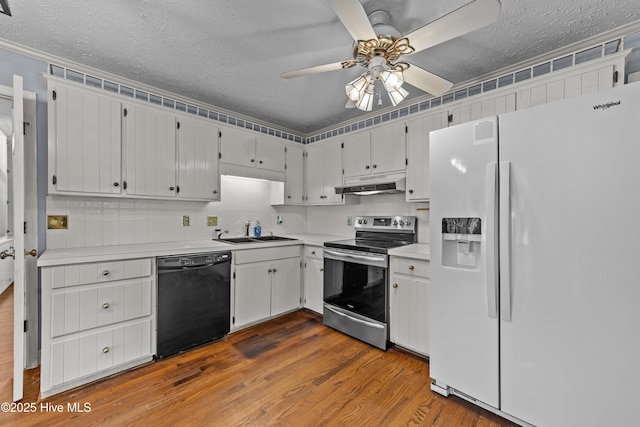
335;174;406;196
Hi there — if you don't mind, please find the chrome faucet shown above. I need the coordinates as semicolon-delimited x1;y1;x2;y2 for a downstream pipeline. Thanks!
244;221;251;237
217;230;229;240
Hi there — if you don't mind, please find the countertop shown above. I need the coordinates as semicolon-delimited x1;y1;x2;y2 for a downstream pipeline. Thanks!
388;243;431;260
37;233;349;267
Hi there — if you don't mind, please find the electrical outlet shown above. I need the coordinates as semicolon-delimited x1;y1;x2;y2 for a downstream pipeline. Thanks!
276;215;283;224
207;216;218;226
182;215;190;227
347;216;353;226
47;215;68;230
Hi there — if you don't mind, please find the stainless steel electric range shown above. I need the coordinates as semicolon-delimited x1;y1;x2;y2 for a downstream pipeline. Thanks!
323;216;417;350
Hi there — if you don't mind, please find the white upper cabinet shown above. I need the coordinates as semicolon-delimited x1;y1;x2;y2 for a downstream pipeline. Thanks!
342;122;406;179
123;103;177;198
219;127;286;178
48;83;122;195
305;140;343;205
176;116;220;201
405;112;448;202
284;144;304;204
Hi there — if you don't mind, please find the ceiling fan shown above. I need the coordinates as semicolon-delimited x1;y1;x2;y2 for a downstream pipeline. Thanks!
281;0;501;111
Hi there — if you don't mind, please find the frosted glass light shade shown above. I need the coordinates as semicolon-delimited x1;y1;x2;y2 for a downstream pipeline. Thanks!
345;74;369;102
356;84;375;111
387;86;409;106
381;69;404;91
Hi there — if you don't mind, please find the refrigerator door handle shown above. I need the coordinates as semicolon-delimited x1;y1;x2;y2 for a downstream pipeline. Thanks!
499;161;512;322
485;162;498;318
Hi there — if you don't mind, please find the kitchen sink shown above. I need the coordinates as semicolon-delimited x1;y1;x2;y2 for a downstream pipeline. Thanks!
217;236;298;244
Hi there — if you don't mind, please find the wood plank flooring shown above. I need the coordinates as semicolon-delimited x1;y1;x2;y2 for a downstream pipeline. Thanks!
0;310;516;426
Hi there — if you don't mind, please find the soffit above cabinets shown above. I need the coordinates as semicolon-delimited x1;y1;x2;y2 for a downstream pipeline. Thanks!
0;1;639;134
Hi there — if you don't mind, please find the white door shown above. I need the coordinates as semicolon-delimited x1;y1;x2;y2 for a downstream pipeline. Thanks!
498;83;640;427
429;117;500;408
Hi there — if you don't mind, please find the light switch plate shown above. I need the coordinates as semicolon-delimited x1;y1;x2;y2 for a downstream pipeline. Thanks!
207;216;218;226
182;215;190;227
47;215;68;230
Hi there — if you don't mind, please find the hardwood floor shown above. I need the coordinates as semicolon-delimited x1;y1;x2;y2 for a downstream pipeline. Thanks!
1;310;516;426
0;285;13;404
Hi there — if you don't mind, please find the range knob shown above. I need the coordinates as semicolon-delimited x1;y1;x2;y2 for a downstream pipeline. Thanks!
405;220;412;227
362;219;367;224
399;220;405;226
357;219;363;224
393;220;398;226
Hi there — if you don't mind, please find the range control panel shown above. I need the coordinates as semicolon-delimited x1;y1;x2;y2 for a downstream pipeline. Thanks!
354;216;417;233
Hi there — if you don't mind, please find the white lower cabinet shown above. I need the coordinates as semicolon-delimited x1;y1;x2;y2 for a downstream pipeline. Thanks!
389;256;430;356
41;258;154;397
303;245;324;314
233;246;301;329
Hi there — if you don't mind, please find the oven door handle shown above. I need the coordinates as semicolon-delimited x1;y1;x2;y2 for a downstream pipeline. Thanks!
324;304;385;329
323;248;387;267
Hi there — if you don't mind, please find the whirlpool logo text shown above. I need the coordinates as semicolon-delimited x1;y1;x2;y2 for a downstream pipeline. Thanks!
593;100;621;110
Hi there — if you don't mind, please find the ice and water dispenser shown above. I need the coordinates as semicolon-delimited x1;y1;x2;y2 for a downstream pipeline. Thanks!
442;218;482;268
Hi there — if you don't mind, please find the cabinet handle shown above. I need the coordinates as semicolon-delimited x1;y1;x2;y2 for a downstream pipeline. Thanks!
272;268;277;273
372;164;377;169
311;251;316;255
102;347;110;354
365;165;370;169
169;186;175;191
409;265;415;271
409;189;414;194
113;182;119;187
393;283;398;288
102;270;110;276
213;190;218;194
251;159;255;163
102;303;110;309
320;268;324;272
268;268;272;273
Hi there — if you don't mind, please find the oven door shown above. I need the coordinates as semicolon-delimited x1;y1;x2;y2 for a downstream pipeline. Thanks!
323;247;388;323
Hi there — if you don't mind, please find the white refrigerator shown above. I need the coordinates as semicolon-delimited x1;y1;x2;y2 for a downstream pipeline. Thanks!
429;82;640;427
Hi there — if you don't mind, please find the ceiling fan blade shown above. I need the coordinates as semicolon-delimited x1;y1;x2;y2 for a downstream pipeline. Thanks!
327;0;377;42
405;0;501;54
281;60;357;79
403;64;453;96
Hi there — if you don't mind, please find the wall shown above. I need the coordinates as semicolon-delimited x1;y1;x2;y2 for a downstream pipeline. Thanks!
306;195;430;243
45;175;307;249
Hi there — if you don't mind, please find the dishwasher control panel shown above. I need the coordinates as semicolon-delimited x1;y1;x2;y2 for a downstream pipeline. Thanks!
157;251;231;268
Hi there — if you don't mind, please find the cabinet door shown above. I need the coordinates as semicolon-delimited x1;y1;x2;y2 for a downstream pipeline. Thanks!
271;258;301;316
304;257;324;314
51;85;122;194
389;275;429;356
323;141;344;203
234;262;271;328
256;136;285;172
220;127;256;167
124;104;176;197
177;116;220;200
284;145;304;204
370;122;406;174
305;145;325;203
406;112;448;201
342;132;370;178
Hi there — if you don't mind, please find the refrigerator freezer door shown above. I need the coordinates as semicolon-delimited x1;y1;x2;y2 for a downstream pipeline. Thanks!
499;83;640;427
429;117;500;408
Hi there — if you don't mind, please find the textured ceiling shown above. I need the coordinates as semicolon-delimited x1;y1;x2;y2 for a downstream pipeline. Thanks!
0;0;638;134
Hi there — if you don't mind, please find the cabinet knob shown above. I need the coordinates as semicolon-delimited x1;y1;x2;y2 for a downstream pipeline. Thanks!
113;182;119;187
409;265;415;271
365;165;370;169
251;159;255;163
320;268;324;272
393;283;398;288
287;195;291;199
169;186;175;191
102;270;110;276
102;347;110;354
213;190;218;194
272;268;277;273
409;189;414;194
268;268;272;273
259;160;263;164
372;164;377;169
102;302;110;309
311;251;316;255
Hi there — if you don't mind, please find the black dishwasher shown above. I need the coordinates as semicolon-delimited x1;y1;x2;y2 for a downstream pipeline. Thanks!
156;251;231;359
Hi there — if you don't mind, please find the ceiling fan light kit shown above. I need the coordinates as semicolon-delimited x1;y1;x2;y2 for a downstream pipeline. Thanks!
281;0;501;112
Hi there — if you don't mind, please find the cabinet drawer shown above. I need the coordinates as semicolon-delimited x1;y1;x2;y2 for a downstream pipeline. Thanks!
50;258;152;289
304;246;323;259
49;318;152;388
392;257;430;278
235;245;301;264
51;278;152;337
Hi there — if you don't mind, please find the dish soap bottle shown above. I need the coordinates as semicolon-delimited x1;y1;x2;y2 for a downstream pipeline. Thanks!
254;220;261;237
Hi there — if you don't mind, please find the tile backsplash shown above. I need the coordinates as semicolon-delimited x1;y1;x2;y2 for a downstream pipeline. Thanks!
46;176;430;250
